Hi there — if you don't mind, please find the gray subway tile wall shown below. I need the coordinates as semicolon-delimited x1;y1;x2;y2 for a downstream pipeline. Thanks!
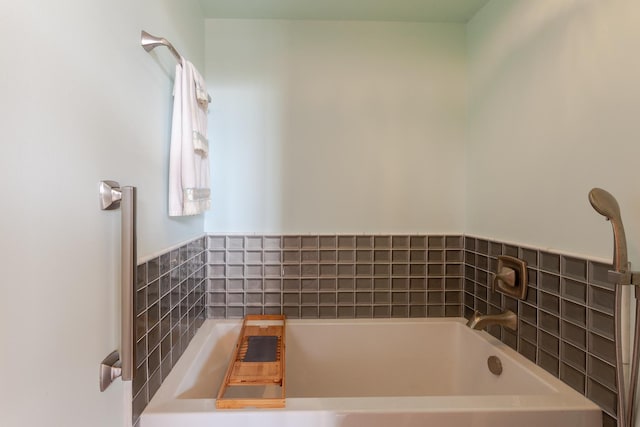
463;237;616;427
132;237;207;426
206;234;465;320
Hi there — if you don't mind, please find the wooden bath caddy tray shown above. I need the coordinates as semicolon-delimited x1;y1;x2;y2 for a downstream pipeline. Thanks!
216;315;286;409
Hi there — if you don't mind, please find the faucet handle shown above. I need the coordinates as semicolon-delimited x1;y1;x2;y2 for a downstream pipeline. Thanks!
492;256;528;300
494;266;516;288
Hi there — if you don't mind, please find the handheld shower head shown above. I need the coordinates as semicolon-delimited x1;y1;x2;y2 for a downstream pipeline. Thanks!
589;188;622;221
589;187;628;272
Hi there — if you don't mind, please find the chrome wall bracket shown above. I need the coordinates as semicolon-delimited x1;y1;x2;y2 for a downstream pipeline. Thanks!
608;265;640;287
99;350;122;392
100;180;122;210
99;180;136;392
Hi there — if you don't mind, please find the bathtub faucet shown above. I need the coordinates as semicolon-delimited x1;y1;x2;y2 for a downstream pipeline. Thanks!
466;310;518;331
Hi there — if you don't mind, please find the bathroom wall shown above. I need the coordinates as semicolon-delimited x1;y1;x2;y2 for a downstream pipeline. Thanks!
466;0;640;264
0;1;204;426
203;19;467;234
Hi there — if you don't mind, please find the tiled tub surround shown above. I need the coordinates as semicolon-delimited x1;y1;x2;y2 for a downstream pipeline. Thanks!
132;236;207;426
463;236;617;427
135;233;618;427
206;234;465;319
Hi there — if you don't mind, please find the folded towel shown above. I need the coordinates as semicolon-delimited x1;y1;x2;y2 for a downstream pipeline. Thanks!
168;58;211;216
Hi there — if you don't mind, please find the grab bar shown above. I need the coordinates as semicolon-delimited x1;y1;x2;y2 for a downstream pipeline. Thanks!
99;180;136;391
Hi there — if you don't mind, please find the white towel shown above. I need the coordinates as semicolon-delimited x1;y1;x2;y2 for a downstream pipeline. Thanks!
169;59;211;216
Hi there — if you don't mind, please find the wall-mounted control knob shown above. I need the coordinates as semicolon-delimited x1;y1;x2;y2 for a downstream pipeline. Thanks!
492;256;528;300
494;266;516;288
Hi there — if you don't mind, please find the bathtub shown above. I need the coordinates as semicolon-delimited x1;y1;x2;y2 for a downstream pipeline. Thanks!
141;318;601;427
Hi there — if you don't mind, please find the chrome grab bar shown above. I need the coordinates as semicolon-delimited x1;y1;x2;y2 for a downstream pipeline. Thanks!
120;185;136;381
99;180;136;391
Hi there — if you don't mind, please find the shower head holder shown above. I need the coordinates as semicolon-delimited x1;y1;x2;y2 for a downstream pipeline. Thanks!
588;187;640;287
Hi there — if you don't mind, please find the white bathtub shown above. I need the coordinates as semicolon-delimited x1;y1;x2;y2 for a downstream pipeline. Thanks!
141;318;602;427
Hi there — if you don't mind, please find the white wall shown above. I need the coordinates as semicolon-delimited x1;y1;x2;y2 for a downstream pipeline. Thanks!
204;20;467;234
466;0;640;263
0;1;203;426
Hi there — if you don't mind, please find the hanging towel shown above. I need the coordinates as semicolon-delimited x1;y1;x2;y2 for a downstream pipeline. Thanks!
169;58;211;216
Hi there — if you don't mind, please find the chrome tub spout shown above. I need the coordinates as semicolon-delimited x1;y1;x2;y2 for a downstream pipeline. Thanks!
466;310;518;331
